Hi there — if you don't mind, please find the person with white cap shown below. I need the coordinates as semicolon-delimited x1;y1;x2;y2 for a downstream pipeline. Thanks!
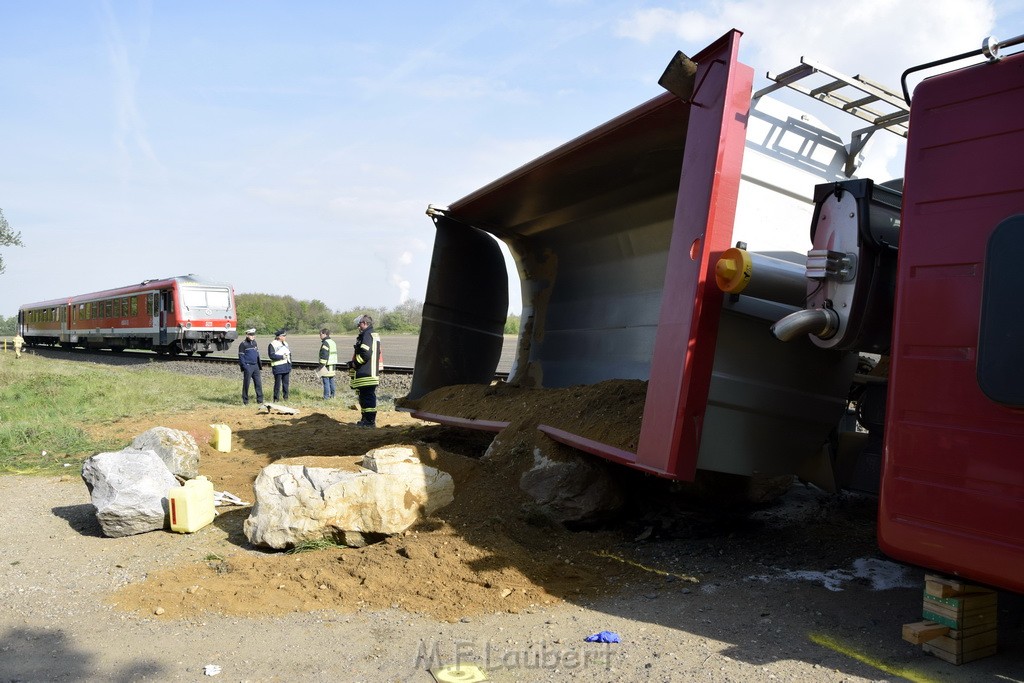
268;329;292;401
237;328;264;405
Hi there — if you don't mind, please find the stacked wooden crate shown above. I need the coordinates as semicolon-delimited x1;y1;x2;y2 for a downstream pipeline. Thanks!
902;574;998;664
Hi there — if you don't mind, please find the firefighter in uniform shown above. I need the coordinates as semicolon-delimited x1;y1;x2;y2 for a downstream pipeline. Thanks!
237;328;264;405
12;333;25;359
268;329;292;402
318;327;338;399
349;314;381;428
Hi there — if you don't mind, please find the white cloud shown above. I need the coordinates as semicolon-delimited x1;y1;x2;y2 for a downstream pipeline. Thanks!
616;7;720;44
616;0;997;89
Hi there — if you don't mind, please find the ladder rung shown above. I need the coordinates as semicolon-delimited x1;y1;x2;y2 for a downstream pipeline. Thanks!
844;94;880;110
873;110;911;126
810;79;847;97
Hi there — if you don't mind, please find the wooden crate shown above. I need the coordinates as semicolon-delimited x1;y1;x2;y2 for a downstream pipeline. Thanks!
902;574;998;664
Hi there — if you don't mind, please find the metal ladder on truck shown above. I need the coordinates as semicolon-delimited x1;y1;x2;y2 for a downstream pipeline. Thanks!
753;58;910;177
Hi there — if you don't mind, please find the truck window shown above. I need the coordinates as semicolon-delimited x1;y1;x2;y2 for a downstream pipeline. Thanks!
977;215;1024;406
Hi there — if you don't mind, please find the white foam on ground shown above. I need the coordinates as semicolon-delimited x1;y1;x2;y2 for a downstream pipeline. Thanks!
747;557;918;592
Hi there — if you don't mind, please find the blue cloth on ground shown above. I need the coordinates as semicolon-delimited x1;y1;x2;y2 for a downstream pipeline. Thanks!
584;631;621;643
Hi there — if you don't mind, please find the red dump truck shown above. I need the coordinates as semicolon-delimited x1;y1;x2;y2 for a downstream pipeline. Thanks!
407;30;1024;595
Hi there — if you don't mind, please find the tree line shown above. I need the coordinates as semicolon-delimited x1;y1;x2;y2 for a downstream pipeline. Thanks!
235;294;425;335
233;294;524;336
0;296;521;336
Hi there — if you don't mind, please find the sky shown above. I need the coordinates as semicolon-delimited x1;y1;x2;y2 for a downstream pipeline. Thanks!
1;0;1022;318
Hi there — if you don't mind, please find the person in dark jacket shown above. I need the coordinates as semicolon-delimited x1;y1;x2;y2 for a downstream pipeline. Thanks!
237;328;264;405
349;314;381;427
268;329;292;402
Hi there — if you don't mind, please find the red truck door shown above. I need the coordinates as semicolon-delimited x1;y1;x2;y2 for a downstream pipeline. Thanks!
879;49;1024;592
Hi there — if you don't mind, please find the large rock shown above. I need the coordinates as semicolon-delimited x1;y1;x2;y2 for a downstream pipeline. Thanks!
362;445;421;473
243;458;455;550
131;427;200;479
81;450;181;537
519;437;624;526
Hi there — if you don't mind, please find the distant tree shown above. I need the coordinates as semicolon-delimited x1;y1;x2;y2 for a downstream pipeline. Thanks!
0;208;24;275
503;313;520;335
0;314;16;335
379;299;422;333
234;294;264;333
302;299;333;331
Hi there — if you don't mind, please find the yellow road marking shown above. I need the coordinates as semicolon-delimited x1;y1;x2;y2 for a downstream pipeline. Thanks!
590;550;699;583
809;632;936;683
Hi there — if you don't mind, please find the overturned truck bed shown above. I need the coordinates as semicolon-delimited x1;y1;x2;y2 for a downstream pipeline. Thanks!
405;30;860;483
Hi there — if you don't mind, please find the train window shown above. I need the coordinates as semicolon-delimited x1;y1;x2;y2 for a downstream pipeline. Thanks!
105;300;112;318
131;297;138;316
120;298;127;316
182;288;230;310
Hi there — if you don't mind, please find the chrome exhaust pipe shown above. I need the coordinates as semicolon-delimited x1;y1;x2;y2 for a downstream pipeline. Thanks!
770;308;839;342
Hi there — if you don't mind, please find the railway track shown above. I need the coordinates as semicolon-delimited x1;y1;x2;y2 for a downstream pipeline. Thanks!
22;342;511;379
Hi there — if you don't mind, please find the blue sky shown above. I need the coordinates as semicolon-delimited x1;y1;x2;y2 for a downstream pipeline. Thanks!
1;0;1021;318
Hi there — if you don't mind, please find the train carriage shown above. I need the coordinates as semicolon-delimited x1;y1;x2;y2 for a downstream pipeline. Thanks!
19;274;238;356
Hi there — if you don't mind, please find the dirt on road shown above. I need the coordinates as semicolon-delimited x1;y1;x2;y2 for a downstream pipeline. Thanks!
3;394;1023;682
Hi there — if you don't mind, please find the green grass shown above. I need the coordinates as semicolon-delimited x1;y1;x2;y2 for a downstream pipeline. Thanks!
287;537;346;553
0;352;330;475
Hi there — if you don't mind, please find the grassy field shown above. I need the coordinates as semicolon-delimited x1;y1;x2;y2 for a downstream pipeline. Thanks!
0;351;335;475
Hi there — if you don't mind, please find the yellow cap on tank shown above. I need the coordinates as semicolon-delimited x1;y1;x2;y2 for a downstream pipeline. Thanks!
715;247;753;294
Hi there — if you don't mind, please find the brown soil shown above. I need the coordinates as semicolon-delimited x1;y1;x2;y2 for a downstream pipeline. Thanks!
400;379;648;452
105;387;654;623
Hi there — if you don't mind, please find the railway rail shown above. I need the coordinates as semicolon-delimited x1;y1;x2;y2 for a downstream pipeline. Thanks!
15;341;511;380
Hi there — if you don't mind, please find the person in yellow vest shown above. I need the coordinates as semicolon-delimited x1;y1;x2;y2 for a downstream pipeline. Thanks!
12;333;25;359
317;328;338;399
267;329;292;402
349;314;382;428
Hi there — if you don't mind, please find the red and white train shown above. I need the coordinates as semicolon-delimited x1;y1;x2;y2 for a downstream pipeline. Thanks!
18;274;238;356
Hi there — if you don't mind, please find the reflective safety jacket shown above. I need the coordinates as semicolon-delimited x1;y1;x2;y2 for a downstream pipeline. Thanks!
268;339;292;375
350;325;381;389
319;336;338;377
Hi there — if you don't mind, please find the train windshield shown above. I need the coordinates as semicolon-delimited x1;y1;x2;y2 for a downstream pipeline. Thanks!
182;287;231;310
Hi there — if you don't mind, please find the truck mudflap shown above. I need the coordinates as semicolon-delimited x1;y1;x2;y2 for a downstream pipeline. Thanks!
408;215;508;401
